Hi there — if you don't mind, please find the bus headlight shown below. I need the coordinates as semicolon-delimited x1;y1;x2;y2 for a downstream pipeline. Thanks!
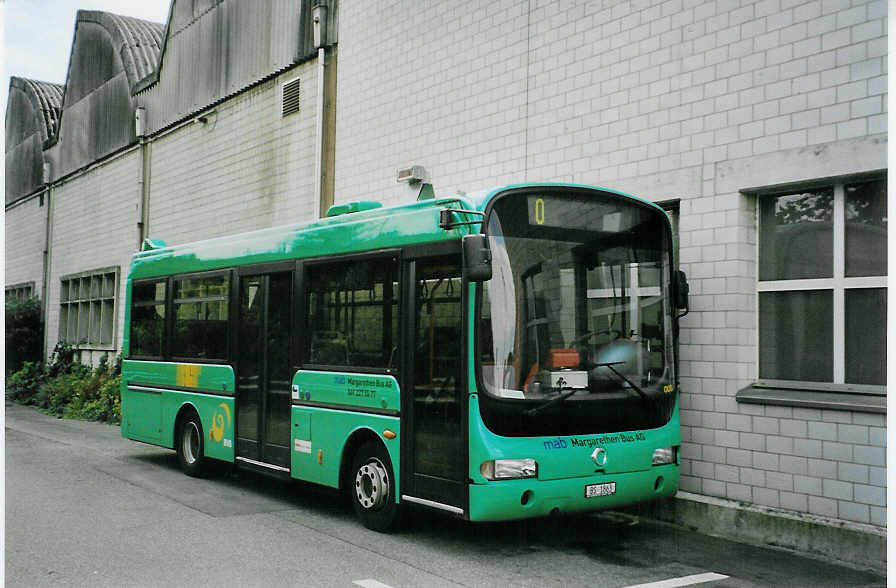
652;447;677;466
480;458;537;480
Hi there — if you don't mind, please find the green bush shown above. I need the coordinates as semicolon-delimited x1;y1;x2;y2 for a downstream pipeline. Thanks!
47;342;77;378
5;297;43;374
47;372;84;416
6;361;46;403
6;351;122;424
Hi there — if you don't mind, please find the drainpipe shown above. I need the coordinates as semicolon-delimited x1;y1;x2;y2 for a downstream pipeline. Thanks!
314;46;326;217
312;1;333;218
135;106;150;248
41;163;53;360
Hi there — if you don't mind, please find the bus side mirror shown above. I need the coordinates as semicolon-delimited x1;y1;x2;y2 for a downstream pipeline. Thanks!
463;234;492;282
675;270;689;314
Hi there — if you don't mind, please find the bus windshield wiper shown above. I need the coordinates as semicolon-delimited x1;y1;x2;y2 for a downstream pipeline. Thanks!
525;388;578;417
596;361;650;401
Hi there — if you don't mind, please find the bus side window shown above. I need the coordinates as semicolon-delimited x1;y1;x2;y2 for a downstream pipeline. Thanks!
171;273;229;360
415;260;462;392
413;256;463;479
305;257;399;370
130;279;167;358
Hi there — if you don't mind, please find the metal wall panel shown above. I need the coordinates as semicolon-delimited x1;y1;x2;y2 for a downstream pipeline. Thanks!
137;0;338;135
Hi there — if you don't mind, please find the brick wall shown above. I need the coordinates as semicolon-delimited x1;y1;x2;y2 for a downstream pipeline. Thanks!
147;65;318;246
335;0;887;527
5;196;47;299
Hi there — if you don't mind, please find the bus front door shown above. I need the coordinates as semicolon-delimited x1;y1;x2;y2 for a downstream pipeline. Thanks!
403;257;467;515
236;271;293;470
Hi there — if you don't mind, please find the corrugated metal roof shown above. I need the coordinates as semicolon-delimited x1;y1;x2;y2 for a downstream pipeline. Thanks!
75;11;165;89
15;77;65;142
6;0;339;195
5;77;65;203
43;10;164;178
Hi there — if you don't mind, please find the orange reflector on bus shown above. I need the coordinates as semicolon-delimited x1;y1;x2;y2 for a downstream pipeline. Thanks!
383;429;396;440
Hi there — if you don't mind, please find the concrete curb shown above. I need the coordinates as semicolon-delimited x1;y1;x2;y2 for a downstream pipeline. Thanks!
620;491;886;575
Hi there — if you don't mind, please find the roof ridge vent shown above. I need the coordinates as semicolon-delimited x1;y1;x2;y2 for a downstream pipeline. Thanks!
325;201;383;217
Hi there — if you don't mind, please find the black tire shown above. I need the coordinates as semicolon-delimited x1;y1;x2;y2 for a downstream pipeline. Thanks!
350;441;400;532
176;413;207;478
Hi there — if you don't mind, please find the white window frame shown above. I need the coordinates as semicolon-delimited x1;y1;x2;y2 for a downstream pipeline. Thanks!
6;281;36;301
756;179;887;394
59;267;119;350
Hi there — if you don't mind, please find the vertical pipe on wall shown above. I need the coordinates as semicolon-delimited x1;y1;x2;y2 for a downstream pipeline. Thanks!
314;46;326;218
135;106;151;248
322;47;337;215
137;139;152;247
41;177;53;360
136;138;146;248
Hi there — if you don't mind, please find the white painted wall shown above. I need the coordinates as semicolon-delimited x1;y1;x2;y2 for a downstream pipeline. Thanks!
46;150;141;365
5;196;47;299
147;65;319;247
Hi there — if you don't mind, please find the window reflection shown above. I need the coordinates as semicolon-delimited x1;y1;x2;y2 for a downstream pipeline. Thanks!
171;274;229;359
759;189;833;281
306;258;399;369
846;180;887;277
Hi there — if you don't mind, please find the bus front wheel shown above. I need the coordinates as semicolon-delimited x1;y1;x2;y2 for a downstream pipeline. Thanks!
350;441;400;532
176;413;206;478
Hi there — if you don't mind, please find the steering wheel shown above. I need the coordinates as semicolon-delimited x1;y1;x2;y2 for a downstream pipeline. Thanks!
567;329;622;347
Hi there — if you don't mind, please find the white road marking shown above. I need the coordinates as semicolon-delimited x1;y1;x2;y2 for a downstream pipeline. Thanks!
624;572;730;588
353;579;395;588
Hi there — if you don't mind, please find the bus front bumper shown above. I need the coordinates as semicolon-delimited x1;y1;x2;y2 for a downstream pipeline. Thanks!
467;464;679;522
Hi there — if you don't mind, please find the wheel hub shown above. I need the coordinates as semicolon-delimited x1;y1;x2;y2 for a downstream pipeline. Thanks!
182;422;200;465
355;458;389;510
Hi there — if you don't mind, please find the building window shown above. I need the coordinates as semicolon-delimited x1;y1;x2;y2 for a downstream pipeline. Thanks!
6;282;36;301
757;177;887;388
59;269;119;348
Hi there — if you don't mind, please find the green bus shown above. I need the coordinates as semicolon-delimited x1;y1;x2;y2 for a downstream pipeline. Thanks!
121;183;688;531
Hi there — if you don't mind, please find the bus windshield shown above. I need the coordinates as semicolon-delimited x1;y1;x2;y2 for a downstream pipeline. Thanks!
477;190;676;436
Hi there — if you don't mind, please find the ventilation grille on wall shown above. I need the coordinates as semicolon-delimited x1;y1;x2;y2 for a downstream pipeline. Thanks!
282;78;301;117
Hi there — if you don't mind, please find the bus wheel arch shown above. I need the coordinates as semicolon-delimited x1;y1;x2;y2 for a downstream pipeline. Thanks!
339;428;381;492
342;430;401;532
174;404;206;478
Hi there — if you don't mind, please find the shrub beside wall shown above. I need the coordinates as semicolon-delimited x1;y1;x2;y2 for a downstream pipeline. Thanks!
6;343;121;424
5;297;44;374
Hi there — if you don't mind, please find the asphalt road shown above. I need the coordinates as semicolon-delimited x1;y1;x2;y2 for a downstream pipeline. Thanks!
5;401;886;587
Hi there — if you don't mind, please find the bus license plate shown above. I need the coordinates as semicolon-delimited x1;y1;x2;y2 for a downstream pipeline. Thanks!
585;482;616;498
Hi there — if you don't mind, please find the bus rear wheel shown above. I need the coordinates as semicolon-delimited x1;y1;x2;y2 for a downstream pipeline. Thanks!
350;441;400;532
176;413;206;478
